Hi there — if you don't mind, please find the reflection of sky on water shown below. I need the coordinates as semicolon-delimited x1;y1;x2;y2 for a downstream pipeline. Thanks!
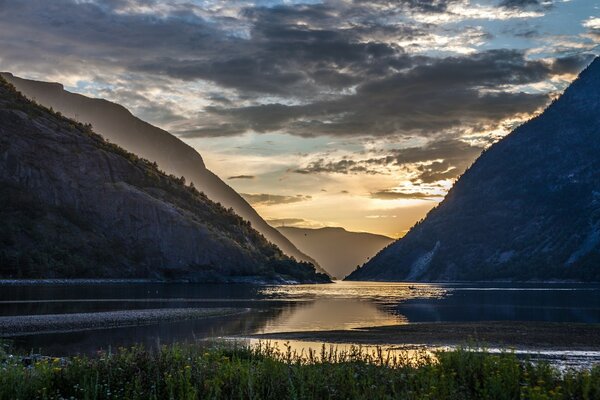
2;281;600;355
256;281;448;333
254;299;407;334
260;281;447;303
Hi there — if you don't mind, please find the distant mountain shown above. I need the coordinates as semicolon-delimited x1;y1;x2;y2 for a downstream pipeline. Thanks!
0;76;329;283
276;226;393;279
347;58;600;282
0;73;325;275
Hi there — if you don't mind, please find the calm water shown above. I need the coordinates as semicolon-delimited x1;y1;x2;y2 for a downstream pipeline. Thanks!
1;281;599;355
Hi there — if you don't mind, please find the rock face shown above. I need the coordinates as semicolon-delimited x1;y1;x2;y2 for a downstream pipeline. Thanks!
0;73;324;274
0;77;329;283
347;58;600;282
276;226;393;279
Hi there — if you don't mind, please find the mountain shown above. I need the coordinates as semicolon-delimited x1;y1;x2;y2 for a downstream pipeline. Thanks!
0;73;325;274
347;58;600;282
276;226;393;279
0;76;329;283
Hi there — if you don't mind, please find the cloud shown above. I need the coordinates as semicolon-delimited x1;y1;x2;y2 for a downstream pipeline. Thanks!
266;218;307;227
241;193;312;206
228;175;255;180
295;158;380;175
583;17;600;38
370;190;440;200
198;50;554;138
294;139;485;183
0;0;586;142
498;0;552;10
550;54;596;75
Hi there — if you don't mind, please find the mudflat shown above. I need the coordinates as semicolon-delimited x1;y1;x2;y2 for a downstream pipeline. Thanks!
251;321;600;350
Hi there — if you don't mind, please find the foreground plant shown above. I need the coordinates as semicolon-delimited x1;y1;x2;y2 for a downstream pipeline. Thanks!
0;343;598;400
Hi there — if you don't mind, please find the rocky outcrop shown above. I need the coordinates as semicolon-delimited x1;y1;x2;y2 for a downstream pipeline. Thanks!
347;58;600;282
0;76;329;283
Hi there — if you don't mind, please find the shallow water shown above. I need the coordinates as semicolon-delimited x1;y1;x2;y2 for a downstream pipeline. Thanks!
1;281;599;358
228;338;600;371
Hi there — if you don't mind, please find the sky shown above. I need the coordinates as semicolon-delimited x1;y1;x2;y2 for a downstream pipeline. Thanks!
0;0;599;238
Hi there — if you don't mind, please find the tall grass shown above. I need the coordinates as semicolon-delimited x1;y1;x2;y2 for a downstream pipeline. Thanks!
0;342;598;400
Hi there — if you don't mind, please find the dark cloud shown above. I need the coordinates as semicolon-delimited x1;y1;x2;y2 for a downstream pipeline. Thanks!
295;139;485;183
550;54;596;75
512;29;540;39
352;0;457;14
0;0;586;143
0;0;226;76
196;50;553;138
241;193;312;206
228;175;255;180
498;0;552;9
370;190;439;200
295;158;379;175
131;2;413;96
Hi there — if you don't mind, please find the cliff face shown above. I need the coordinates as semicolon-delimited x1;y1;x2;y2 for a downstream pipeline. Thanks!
0;72;325;274
347;58;600;282
0;77;329;283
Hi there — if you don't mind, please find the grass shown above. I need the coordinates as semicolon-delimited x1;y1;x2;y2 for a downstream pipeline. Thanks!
0;342;599;400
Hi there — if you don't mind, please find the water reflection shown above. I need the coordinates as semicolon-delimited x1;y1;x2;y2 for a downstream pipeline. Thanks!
1;281;599;355
235;339;600;370
260;281;446;303
255;299;406;333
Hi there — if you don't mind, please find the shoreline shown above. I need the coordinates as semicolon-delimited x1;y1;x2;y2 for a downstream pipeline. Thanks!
0;307;249;337
250;321;600;351
0;278;318;286
1;279;598;286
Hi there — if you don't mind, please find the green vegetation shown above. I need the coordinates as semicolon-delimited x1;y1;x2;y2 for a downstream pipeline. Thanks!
0;75;328;282
0;343;598;400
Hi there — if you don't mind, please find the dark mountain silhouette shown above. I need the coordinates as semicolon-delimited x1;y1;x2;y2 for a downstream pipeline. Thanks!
0;76;329;283
347;58;600;282
0;72;325;274
276;226;393;279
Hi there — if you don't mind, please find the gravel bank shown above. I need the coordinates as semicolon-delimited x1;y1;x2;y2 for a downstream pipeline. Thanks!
0;308;247;336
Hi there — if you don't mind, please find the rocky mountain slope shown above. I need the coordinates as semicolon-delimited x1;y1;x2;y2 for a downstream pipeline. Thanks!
0;76;329;283
276;226;393;279
347;58;600;282
0;72;324;274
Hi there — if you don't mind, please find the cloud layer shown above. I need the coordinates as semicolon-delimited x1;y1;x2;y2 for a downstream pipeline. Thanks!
1;0;598;237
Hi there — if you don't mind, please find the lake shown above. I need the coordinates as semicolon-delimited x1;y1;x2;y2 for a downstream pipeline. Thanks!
1;281;600;366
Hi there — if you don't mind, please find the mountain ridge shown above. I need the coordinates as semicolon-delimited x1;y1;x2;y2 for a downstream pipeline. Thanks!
347;57;600;282
0;76;329;283
0;72;325;274
276;226;393;279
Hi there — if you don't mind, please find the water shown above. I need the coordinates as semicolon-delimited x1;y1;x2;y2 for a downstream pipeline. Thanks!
1;281;599;360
